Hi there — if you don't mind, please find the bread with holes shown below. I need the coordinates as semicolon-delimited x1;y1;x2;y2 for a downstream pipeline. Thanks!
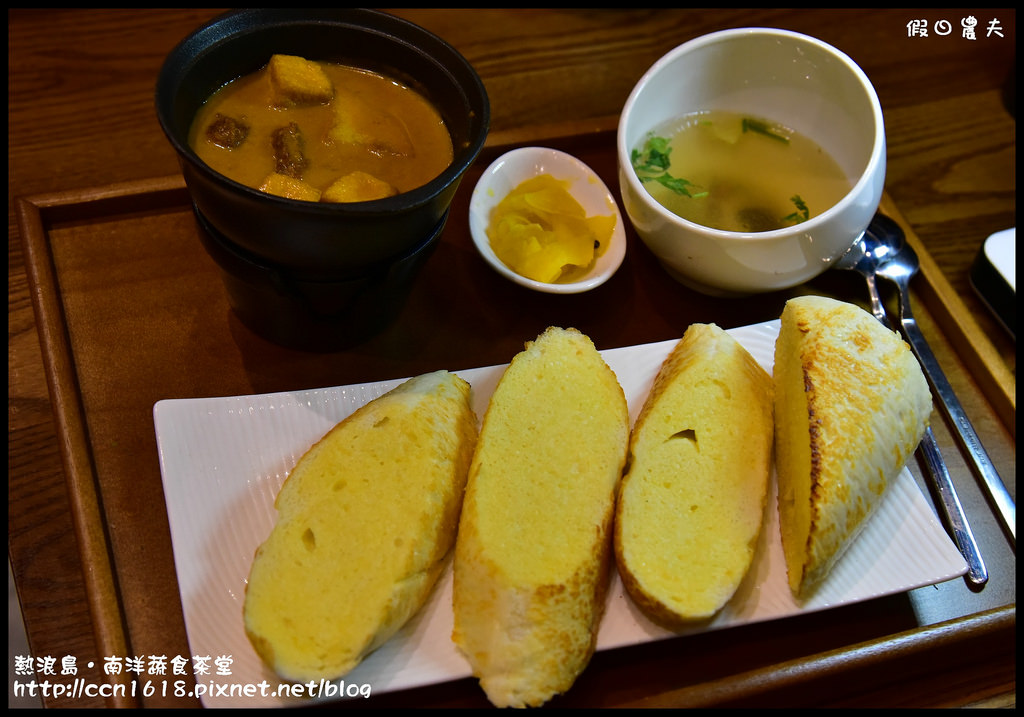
614;323;774;625
452;327;629;708
774;296;931;598
243;370;477;683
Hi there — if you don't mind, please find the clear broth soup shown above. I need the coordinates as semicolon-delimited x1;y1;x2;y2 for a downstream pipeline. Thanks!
632;110;851;233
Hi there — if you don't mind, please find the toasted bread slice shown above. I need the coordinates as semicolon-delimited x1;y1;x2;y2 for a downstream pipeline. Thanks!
614;323;774;624
243;370;477;682
774;296;931;598
452;327;629;708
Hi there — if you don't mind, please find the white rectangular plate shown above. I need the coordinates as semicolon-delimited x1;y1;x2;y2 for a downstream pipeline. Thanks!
154;319;967;708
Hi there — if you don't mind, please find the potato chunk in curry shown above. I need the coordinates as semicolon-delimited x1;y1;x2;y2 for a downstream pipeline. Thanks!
268;54;334;106
322;171;397;203
258;173;322;202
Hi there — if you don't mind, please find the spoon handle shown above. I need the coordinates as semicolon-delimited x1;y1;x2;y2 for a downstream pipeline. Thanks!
896;293;1016;548
918;426;988;584
859;272;988;582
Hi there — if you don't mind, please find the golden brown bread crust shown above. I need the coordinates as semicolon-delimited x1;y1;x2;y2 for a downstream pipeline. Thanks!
774;296;931;598
451;327;629;708
243;370;477;683
452;514;616;706
614;323;774;625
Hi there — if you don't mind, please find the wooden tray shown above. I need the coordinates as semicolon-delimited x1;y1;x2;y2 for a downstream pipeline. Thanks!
16;127;1015;708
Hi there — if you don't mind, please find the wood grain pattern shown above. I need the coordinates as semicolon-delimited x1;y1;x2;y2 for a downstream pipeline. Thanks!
9;9;1014;708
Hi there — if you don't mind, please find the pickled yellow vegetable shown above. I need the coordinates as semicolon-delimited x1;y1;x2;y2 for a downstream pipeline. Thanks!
487;174;615;283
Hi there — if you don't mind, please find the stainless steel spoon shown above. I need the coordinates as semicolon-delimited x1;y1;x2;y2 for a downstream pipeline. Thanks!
871;215;1015;549
835;219;988;585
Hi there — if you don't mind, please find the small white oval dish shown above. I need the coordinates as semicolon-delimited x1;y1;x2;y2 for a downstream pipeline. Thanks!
468;146;627;294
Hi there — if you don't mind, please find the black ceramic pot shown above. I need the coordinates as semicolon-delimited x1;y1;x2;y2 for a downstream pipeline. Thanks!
156;8;489;277
195;206;447;351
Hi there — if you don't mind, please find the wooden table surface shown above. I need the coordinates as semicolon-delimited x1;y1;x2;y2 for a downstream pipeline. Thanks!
8;9;1015;709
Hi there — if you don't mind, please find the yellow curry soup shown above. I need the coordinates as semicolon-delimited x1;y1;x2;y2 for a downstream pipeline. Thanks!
189;55;454;203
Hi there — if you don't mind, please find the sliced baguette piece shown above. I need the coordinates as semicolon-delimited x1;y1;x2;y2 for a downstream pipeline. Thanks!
243;370;477;683
614;323;774;625
774;296;931;599
452;327;629;708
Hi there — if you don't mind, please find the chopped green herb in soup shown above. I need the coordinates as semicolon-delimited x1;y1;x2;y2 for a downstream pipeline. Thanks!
631;110;851;233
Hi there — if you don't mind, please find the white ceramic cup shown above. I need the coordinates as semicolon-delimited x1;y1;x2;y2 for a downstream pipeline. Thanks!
617;27;886;295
